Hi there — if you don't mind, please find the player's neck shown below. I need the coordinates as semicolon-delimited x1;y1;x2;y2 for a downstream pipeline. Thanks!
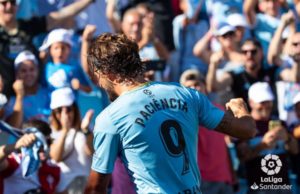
117;77;149;96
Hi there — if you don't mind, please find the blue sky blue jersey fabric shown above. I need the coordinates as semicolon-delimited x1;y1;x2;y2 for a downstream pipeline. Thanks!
92;82;224;194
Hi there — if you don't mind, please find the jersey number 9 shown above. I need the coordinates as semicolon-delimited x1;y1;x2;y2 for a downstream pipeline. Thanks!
159;120;190;175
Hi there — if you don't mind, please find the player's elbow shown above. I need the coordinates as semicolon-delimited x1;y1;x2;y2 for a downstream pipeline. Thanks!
244;127;257;139
241;119;257;139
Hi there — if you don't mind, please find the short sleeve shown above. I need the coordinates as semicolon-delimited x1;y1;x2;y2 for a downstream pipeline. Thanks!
91;114;120;174
189;88;224;130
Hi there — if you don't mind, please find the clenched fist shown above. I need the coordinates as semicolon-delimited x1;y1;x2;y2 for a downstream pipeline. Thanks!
226;98;250;118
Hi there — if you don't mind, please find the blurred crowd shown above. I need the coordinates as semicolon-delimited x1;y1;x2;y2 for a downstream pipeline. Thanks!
1;0;300;194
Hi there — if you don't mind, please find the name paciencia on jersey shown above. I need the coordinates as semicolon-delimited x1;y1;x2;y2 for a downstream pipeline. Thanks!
135;98;188;127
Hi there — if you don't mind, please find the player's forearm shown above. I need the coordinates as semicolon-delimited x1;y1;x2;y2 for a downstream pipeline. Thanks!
216;112;257;139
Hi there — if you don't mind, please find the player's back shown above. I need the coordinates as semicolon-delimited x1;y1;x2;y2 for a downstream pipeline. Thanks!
93;81;224;194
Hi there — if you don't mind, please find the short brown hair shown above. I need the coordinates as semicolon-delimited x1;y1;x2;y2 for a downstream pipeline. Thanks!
87;33;145;83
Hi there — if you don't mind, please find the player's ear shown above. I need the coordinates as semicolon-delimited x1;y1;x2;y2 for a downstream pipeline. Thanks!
106;73;119;83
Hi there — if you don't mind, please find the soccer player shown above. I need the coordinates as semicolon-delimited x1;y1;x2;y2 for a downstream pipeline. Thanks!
84;33;257;194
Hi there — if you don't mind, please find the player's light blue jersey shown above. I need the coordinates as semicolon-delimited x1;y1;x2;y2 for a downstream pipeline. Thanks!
92;82;224;194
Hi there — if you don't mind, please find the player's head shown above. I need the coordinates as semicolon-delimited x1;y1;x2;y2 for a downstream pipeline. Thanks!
87;33;145;100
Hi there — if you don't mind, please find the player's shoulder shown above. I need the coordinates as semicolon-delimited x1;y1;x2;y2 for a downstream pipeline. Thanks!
150;81;187;91
94;108;117;133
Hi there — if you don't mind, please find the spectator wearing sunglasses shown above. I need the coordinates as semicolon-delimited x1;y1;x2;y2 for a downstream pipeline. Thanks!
206;39;299;107
49;87;93;194
194;22;244;72
0;0;95;97
194;22;245;105
244;0;300;62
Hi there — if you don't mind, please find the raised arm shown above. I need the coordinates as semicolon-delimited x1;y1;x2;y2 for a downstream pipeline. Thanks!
139;13;170;60
49;109;71;162
6;80;24;128
243;0;258;26
106;0;122;33
294;0;300;18
81;109;95;156
279;60;300;82
0;133;36;171
46;0;94;30
215;98;256;139
206;51;233;92
85;170;111;194
268;11;295;66
81;25;97;75
193;28;213;65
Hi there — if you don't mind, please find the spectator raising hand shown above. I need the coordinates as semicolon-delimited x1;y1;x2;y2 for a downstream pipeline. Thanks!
81;25;97;75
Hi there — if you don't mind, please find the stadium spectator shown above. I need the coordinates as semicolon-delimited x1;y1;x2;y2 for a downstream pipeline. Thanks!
40;28;91;93
243;0;300;59
0;119;61;194
49;87;93;194
206;39;300;106
193;21;244;70
172;0;209;76
0;0;94;97
236;82;298;194
4;51;51;128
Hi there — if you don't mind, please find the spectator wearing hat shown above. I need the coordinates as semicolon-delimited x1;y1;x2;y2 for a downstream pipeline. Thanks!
172;0;209;77
206;38;300;107
49;87;93;194
180;69;235;194
193;21;244;71
3;50;51;128
227;13;251;44
0;0;95;97
40;28;91;93
194;21;245;105
244;0;300;57
0;119;61;194
205;0;244;24
236;82;298;194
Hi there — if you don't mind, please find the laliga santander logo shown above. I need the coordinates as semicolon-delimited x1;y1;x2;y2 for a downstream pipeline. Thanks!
261;154;282;175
